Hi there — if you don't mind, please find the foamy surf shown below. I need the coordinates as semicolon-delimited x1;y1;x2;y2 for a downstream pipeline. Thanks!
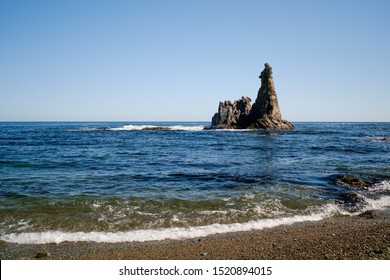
0;203;348;244
3;192;390;245
0;214;329;244
373;180;390;191
109;124;205;131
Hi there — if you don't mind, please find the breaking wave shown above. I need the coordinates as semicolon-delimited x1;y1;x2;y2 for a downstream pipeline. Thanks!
2;194;389;244
109;124;205;131
0;208;335;244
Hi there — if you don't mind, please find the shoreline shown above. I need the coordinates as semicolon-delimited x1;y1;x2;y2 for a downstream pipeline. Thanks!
1;212;389;260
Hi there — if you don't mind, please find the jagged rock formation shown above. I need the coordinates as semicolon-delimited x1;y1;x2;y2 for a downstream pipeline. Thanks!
211;96;251;129
211;63;294;130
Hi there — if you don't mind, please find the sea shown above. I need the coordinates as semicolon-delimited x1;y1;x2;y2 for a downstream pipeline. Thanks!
0;122;389;244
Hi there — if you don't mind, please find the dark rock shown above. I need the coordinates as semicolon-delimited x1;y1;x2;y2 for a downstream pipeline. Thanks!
336;192;367;213
211;97;251;129
336;175;373;190
245;63;294;130
142;127;170;131
358;210;375;219
343;193;366;203
373;249;384;254
192;238;202;243
211;63;294;130
35;252;50;259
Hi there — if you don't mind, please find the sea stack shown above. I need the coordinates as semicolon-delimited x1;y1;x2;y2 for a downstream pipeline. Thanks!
211;63;294;130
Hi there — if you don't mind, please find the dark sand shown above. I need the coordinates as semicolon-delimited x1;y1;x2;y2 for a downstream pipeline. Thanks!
1;212;389;260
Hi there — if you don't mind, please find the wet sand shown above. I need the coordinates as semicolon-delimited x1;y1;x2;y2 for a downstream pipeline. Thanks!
1;212;389;260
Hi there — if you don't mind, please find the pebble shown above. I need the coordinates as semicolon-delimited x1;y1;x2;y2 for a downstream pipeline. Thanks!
35;252;51;259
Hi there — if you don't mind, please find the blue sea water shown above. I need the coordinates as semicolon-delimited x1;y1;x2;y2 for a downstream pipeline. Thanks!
0;122;389;244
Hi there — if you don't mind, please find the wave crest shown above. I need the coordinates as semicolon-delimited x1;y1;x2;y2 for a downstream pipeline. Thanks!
109;125;205;131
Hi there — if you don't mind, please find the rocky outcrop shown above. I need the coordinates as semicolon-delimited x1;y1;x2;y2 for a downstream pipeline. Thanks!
211;63;294;130
142;127;170;131
211;96;251;129
335;175;375;190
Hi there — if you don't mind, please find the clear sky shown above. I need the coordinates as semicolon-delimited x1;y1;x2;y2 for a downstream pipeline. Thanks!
1;0;389;122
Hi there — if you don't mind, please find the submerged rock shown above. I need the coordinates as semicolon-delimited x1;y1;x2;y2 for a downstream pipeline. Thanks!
211;63;294;130
336;175;374;190
142;127;170;131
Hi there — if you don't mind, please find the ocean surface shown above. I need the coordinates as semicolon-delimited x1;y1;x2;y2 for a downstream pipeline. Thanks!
0;122;389;244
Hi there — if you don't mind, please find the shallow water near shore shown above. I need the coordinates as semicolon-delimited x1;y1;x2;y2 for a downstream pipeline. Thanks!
0;122;389;244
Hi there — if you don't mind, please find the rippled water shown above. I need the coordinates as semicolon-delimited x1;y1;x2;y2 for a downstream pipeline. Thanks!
0;122;389;243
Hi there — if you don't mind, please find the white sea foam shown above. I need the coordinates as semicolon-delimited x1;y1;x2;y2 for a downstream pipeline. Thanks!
211;128;254;132
363;196;390;211
77;127;98;131
168;125;205;131
373;180;390;191
350;182;390;213
2;192;390;245
242;194;256;200
109;125;205;131
0;204;339;244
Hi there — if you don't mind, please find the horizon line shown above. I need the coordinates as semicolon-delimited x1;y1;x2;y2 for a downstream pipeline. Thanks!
0;120;389;123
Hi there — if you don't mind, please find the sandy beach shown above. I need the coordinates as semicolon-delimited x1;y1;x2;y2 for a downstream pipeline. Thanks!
1;211;389;260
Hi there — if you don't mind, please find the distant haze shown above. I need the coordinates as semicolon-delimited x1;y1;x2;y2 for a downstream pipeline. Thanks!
1;0;389;122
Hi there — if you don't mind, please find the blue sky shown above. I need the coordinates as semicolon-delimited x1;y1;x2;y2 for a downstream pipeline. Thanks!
1;0;389;122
